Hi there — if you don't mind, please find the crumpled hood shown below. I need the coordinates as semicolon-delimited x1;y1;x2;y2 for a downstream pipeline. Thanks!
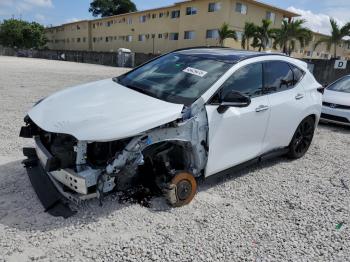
28;79;184;141
323;89;350;106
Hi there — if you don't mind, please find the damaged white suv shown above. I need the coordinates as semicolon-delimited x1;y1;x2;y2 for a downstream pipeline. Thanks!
20;48;322;215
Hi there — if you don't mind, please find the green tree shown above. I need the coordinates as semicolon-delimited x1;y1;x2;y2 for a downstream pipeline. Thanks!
251;19;273;51
241;22;257;50
89;0;137;17
272;19;312;56
314;18;350;58
218;23;237;47
0;19;47;49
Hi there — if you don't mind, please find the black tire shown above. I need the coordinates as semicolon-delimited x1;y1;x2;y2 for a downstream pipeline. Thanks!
288;116;315;159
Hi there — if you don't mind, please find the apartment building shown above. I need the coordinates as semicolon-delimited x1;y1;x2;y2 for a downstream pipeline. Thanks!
45;0;350;59
291;32;350;60
45;0;297;54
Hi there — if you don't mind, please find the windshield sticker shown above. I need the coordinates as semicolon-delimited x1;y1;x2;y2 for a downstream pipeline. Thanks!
183;67;208;77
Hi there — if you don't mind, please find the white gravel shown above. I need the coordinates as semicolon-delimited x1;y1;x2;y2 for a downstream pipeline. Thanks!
0;56;349;262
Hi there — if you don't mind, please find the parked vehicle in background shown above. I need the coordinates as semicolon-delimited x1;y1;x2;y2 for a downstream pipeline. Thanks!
321;75;350;126
20;48;322;216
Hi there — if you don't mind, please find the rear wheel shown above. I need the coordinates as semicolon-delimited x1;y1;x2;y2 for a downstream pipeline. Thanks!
165;172;197;207
288;116;315;159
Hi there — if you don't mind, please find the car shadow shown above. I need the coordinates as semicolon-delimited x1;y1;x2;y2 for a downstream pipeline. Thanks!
0;156;283;233
318;122;350;133
198;156;288;193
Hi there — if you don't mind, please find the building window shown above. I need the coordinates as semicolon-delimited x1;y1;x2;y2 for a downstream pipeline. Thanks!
235;3;247;14
139;15;147;23
152;14;157;19
105;37;109;42
169;33;179;40
83;37;86;43
171;10;181;19
77;38;81;43
93;24;96;29
184;31;195;40
266;11;276;23
107;21;113;27
236;31;243;41
126;35;132;42
208;2;221;12
127;18;132;24
158;33;163;39
77;25;80;30
159;12;164;18
186;7;198;15
138;34;146;41
306;51;312;57
206;29;219;39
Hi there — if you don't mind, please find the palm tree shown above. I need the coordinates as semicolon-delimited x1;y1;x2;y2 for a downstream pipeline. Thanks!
218;23;237;47
241;22;256;50
314;18;350;58
272;19;312;56
251;19;272;51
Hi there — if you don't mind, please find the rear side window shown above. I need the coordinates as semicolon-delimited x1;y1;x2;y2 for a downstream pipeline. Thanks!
220;63;263;99
290;64;305;85
264;61;294;93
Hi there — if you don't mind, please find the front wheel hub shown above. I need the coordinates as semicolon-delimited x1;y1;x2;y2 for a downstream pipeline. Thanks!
165;172;197;207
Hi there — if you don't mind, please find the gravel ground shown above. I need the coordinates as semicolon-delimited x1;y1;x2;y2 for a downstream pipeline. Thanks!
0;56;349;262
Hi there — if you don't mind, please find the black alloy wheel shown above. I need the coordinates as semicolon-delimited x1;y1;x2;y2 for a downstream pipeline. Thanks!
288;116;315;159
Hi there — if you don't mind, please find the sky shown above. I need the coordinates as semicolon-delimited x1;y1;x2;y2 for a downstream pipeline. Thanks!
0;0;350;35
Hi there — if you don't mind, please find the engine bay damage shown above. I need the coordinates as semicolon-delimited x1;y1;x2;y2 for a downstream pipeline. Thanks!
20;99;209;216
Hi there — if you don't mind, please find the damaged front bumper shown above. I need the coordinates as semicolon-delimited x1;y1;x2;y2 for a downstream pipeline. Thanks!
22;148;77;218
22;136;109;217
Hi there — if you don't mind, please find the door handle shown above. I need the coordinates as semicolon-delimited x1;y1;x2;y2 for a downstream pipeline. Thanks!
255;105;269;112
295;93;304;100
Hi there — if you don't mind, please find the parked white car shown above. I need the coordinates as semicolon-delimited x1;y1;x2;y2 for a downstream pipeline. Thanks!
321;75;350;126
20;48;322;215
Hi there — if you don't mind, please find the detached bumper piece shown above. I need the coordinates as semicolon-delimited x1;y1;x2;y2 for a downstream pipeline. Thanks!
23;148;76;218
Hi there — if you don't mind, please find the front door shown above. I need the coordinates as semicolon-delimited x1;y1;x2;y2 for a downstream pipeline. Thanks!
205;63;271;177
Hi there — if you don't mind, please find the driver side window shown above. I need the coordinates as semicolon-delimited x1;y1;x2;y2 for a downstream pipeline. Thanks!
219;63;263;102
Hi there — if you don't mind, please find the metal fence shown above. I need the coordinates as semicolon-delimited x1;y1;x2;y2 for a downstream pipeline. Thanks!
1;47;349;84
303;59;350;86
0;47;159;67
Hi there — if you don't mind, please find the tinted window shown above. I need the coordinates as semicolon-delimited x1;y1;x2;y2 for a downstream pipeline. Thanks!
264;61;294;93
116;53;232;105
328;76;350;93
290;64;304;85
220;63;263;99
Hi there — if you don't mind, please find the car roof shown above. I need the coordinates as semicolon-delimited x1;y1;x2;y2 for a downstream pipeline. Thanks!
174;48;286;64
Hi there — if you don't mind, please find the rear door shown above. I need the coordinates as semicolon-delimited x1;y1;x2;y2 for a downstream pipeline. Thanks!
205;63;271;177
262;61;308;152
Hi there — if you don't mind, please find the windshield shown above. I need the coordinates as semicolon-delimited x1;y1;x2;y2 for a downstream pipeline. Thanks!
328;76;350;93
115;53;232;105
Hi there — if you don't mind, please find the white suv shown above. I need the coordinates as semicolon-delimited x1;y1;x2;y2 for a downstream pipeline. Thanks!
20;48;322;214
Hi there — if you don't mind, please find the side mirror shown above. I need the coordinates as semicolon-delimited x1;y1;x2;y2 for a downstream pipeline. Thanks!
217;91;251;114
